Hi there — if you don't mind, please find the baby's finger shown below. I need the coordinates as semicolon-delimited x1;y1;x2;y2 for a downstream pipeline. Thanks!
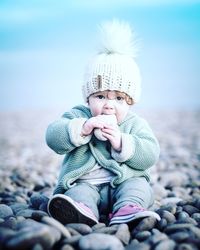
101;128;114;135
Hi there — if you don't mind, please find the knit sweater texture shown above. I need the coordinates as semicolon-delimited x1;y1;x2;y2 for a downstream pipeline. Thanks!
46;105;160;195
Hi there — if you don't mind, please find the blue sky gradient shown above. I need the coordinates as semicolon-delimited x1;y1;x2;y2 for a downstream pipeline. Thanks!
0;0;200;111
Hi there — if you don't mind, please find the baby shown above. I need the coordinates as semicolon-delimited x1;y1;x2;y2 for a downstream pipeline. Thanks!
46;20;160;226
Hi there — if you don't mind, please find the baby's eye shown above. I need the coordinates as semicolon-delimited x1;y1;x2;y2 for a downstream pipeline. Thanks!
116;96;124;101
96;95;105;99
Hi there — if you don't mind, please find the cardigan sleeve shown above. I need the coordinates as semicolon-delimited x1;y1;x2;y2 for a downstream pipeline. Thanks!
111;133;134;162
126;121;160;171
112;117;160;171
46;106;92;154
68;118;92;147
46;118;76;154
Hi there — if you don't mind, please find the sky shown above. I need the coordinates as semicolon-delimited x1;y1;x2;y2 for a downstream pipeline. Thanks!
0;0;200;111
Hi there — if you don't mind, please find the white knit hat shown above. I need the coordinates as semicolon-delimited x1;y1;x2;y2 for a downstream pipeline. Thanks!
82;20;142;103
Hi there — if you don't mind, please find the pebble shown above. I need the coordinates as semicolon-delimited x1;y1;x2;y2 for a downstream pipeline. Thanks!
182;204;200;215
134;230;151;241
169;231;190;242
78;233;124;250
125;239;150;250
115;223;131;245
0;228;16;246
164;223;195;234
147;231;168;246
15;208;34;218
153;239;176;250
67;223;93;235
156;209;176;224
30;193;49;210
0;109;200;249
62;234;81;247
10;203;29;215
132;217;157;235
0;204;13;219
176;243;199;250
5;219;61;250
42;216;71;238
61;245;75;250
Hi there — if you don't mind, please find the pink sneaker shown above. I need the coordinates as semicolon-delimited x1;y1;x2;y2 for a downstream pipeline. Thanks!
109;204;161;225
48;194;98;226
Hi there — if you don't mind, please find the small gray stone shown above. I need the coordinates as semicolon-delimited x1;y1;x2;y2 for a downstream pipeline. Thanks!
10;203;29;215
160;203;177;214
61;244;75;250
134;231;151;241
169;231;190;242
62;235;81;246
176;211;190;221
39;202;48;212
93;226;117;234
161;197;182;206
15;215;26;224
195;198;200;209
148;232;168;245
157;210;176;224
183;205;200;216
30;193;49;210
5;219;61;249
16;208;34;218
154;239;176;250
67;223;92;235
0;216;17;230
42;216;71;239
157;218;168;231
132;217;157;234
79;233;124;250
67;227;81;236
164;223;194;234
115;223;131;245
192;212;200;223
125;240;150;250
31;243;44;250
15;195;27;203
0;227;16;247
190;226;200;239
179;216;197;225
32;210;49;221
0;204;13;219
92;223;106;231
176;243;199;250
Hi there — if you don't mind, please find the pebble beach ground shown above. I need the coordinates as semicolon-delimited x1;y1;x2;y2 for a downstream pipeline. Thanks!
0;108;200;250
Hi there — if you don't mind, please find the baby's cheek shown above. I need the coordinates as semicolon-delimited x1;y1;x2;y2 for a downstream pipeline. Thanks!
90;108;100;117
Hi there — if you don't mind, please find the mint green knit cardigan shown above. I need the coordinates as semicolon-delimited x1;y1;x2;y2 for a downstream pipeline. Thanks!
46;105;160;195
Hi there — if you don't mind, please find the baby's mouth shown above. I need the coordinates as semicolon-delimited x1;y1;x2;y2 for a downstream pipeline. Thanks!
102;113;115;116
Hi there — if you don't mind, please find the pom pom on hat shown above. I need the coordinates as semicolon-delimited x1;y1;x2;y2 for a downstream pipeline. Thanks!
98;19;139;57
82;19;142;103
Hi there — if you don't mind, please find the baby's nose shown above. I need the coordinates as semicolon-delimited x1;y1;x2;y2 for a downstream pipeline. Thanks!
104;99;115;108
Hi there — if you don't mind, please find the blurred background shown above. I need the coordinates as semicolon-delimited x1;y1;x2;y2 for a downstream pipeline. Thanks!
0;0;200;112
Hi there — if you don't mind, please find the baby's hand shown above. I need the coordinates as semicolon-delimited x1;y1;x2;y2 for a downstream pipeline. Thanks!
81;116;105;136
93;115;118;141
101;125;122;151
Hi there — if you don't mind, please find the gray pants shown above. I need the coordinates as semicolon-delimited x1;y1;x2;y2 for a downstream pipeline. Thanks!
64;177;154;220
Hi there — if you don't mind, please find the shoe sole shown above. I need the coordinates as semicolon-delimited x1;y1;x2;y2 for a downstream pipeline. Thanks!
48;194;98;226
109;210;161;225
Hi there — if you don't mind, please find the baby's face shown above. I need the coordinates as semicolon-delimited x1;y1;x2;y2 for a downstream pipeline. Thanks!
88;90;131;123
